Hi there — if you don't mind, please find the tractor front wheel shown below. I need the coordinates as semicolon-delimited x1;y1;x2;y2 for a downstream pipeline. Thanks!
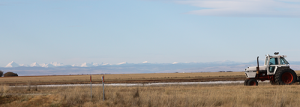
275;69;297;85
245;79;258;86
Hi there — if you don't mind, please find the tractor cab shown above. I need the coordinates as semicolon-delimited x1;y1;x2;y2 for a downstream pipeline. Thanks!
265;53;290;75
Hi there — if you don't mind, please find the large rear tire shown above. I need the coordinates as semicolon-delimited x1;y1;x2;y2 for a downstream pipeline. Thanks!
245;79;258;86
274;69;297;85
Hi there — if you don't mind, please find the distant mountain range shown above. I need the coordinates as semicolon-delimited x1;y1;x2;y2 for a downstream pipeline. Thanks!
4;61;255;68
5;61;126;68
1;61;300;76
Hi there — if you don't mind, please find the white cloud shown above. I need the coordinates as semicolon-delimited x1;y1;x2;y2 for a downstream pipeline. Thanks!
175;0;300;17
143;61;148;63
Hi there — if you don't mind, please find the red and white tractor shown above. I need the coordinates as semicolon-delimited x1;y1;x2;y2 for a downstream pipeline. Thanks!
244;52;298;86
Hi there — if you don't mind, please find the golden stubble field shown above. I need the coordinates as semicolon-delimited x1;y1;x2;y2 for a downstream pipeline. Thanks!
0;72;247;85
1;71;300;85
1;71;300;107
1;83;300;107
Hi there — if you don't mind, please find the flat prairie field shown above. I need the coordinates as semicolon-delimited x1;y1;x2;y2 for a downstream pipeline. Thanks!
0;71;246;85
2;83;300;107
1;71;300;106
0;71;299;85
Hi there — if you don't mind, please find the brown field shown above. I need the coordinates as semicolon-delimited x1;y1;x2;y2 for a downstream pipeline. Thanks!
0;71;247;85
1;71;300;106
2;83;300;107
1;71;300;86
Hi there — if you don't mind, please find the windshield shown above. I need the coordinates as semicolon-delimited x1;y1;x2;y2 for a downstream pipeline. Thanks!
280;57;289;65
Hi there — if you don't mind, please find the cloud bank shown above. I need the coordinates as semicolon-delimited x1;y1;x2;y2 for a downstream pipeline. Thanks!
175;0;300;17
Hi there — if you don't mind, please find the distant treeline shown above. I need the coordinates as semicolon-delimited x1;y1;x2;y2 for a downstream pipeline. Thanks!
0;70;18;77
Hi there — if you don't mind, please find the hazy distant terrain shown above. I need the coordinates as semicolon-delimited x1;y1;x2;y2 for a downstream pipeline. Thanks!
2;61;300;76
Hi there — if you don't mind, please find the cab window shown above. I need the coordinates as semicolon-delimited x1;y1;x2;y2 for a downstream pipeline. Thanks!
269;58;278;65
280;57;289;65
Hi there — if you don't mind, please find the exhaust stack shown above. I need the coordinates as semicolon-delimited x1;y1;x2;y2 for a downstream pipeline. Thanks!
256;56;259;74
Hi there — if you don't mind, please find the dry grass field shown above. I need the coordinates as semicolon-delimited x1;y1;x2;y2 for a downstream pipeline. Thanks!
0;71;248;85
1;71;300;107
1;83;300;107
1;71;300;85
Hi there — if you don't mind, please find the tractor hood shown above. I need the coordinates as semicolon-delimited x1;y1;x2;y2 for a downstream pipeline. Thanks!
245;65;267;72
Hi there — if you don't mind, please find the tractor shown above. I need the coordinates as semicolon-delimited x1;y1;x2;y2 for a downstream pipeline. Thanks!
244;52;298;86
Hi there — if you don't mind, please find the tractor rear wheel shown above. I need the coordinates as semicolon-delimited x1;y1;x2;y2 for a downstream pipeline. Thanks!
247;79;258;86
245;79;258;86
274;69;297;85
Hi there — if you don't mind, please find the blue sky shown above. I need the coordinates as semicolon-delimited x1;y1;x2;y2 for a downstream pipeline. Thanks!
1;0;300;67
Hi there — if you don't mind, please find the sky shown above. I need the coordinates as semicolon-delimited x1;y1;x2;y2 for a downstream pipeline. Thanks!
1;0;300;67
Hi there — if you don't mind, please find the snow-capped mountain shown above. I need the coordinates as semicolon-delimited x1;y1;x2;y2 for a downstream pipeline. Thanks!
116;62;127;65
1;61;261;68
4;61;67;68
5;61;20;67
80;62;97;67
30;62;41;67
102;63;110;65
40;63;54;68
50;62;64;66
2;60;300;76
172;62;178;64
71;64;79;67
19;64;28;67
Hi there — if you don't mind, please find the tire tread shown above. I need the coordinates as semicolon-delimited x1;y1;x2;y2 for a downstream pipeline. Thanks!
274;69;296;85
